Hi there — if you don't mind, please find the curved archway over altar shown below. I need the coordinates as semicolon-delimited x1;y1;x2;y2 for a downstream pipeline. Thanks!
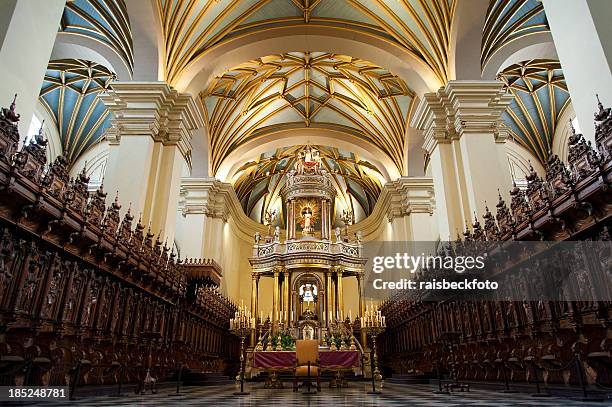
217;126;400;183
177;26;442;98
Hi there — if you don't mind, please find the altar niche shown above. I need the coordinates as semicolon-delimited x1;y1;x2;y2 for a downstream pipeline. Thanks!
249;146;367;347
294;272;322;340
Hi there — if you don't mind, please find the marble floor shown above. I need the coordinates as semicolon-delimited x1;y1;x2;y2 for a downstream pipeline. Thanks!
32;383;611;407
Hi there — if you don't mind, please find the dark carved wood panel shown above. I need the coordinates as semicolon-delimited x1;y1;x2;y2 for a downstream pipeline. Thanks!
0;100;239;388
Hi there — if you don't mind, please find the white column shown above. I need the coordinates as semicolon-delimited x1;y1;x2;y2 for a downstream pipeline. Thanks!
0;0;66;137
542;0;612;142
100;82;204;241
412;81;513;239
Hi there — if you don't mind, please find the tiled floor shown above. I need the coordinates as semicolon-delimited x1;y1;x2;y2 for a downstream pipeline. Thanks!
44;383;611;406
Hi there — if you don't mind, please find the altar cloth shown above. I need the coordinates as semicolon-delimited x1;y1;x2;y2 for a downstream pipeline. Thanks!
253;350;360;369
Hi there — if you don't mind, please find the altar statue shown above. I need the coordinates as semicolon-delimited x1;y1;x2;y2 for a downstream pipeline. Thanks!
301;206;314;236
295;146;322;175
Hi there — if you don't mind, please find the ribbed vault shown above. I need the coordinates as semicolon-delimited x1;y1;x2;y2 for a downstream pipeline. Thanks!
232;145;384;224
482;0;549;71
59;0;134;74
498;59;570;164
39;59;115;163
156;0;456;86
202;51;414;177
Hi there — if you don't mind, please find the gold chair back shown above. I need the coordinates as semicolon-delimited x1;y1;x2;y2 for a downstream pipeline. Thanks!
295;339;318;366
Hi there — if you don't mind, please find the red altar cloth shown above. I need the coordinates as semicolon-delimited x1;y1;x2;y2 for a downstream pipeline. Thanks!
253;351;360;369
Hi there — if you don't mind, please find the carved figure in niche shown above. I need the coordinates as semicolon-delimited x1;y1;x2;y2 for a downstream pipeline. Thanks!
295;198;319;238
301;206;314;236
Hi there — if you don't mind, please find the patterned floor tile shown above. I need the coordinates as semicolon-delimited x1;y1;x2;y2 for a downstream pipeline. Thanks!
36;383;611;407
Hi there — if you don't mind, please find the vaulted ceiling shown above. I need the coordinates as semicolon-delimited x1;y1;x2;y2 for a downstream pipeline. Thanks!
156;0;457;86
498;59;570;164
39;59;115;163
59;0;134;75
233;145;384;224
202;51;414;177
482;0;549;70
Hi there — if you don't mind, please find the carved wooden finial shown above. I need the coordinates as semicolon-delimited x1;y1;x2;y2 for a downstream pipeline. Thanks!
7;94;20;122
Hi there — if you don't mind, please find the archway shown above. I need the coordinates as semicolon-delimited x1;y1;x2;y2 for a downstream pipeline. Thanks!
177;26;442;98
217;126;401;183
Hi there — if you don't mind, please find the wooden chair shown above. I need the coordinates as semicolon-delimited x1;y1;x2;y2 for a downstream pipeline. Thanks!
293;339;320;392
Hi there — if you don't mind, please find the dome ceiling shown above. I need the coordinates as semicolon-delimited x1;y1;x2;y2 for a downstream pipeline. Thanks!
498;59;570;164
60;0;134;74
482;0;549;70
156;0;457;85
202;51;415;176
233;145;384;224
39;59;115;163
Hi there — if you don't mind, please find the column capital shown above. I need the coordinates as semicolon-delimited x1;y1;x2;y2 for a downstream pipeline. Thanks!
383;176;435;221
412;80;513;154
178;177;232;220
101;82;205;162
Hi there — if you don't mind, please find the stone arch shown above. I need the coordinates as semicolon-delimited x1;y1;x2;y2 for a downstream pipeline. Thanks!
216;126;401;183
125;0;164;81
176;25;442;98
52;35;132;80
449;0;489;80
482;33;558;79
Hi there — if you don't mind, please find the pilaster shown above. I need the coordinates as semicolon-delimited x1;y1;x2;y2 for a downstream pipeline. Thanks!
100;82;204;241
542;0;612;143
412;80;513;239
0;0;65;138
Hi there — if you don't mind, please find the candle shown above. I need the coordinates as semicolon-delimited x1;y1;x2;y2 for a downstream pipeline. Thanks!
291;311;294;321
349;310;352;321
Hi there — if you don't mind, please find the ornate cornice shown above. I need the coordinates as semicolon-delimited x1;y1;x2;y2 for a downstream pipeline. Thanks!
178;177;266;241
100;82;205;167
412;81;513;155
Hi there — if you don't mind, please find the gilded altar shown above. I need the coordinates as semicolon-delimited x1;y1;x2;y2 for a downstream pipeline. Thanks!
249;147;367;345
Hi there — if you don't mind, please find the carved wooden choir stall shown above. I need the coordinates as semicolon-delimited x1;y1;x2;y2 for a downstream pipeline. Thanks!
379;98;612;391
0;97;238;391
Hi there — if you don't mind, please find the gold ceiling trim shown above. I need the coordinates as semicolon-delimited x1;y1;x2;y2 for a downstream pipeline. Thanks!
498;59;571;164
481;0;549;70
156;0;456;86
201;52;415;177
60;0;134;74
